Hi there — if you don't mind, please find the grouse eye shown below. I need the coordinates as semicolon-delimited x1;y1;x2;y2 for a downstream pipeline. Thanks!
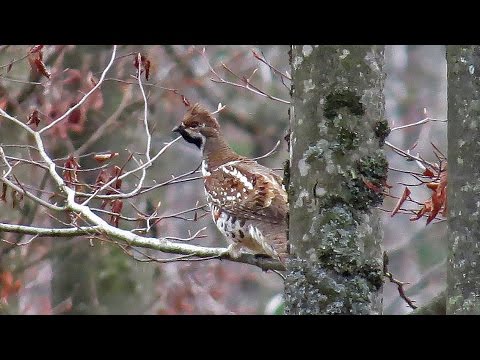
189;121;199;128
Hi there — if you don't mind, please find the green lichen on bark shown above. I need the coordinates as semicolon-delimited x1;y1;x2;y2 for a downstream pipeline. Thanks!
374;118;390;146
446;46;480;315
285;45;387;315
324;90;365;119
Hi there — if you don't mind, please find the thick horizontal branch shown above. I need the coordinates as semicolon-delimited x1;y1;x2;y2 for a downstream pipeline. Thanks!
0;222;285;271
0;223;101;237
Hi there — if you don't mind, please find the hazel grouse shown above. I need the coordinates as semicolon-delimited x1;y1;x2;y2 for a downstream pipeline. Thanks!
173;103;288;264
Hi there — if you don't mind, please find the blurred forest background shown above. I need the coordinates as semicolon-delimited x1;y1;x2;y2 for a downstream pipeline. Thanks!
0;45;447;314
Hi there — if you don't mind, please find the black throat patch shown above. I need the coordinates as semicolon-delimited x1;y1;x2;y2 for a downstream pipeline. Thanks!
177;127;203;149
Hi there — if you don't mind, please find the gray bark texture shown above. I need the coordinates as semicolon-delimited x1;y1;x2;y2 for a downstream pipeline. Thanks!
411;290;446;315
446;46;480;314
284;45;388;314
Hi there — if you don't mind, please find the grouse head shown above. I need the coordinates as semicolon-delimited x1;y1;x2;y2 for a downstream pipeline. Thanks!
172;103;221;150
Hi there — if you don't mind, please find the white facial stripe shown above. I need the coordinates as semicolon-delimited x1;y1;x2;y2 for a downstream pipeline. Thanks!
201;160;211;176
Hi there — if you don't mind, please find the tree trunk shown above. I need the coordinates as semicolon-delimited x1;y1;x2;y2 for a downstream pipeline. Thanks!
284;45;388;314
446;46;480;314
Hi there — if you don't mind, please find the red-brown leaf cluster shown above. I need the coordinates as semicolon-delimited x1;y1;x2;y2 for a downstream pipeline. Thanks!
96;166;124;225
94;169;110;190
110;166;123;192
63;155;80;188
0;271;21;304
97;166;122;192
27;45;51;79
26;109;40;127
391;163;447;225
42;68;104;139
134;54;151;81
110;199;123;227
410;165;447;224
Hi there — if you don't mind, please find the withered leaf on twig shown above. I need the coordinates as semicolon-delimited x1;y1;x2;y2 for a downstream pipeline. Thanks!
134;54;151;81
110;199;123;227
27;45;51;79
391;187;411;217
26;109;40;127
93;152;119;163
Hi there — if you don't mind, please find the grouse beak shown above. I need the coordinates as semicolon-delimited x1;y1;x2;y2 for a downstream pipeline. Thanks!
172;124;183;133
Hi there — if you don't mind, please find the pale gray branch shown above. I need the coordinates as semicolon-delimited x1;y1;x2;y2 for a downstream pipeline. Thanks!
0;223;101;237
0;222;284;271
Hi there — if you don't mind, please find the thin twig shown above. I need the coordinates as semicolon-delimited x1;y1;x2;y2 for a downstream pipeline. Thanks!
390;116;447;132
39;45;117;134
199;48;290;105
383;251;417;309
252;140;281;161
385;140;437;170
80;136;181;206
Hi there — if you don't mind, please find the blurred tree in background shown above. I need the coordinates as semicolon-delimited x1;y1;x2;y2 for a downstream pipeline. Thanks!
0;45;447;314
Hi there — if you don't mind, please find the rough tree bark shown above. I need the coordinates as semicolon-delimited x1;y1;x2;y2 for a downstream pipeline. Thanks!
446;46;480;314
284;45;389;314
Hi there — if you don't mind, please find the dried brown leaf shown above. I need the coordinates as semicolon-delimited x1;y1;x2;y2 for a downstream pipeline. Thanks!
33;58;51;79
26;109;40;127
391;187;411;217
0;271;21;304
134;53;151;80
110;199;123;227
93;152;119;163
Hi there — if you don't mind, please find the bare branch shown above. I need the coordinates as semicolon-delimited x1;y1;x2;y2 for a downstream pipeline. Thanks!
251;48;292;80
199;48;290;105
39;45;117;134
383;251;417;309
385;140;438;170
80;136;181;206
74;86;133;157
390;115;447;132
0;223;101;237
0;107;36;134
252;140;281;161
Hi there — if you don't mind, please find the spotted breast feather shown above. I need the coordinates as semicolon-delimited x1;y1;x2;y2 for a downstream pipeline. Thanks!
203;159;288;262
